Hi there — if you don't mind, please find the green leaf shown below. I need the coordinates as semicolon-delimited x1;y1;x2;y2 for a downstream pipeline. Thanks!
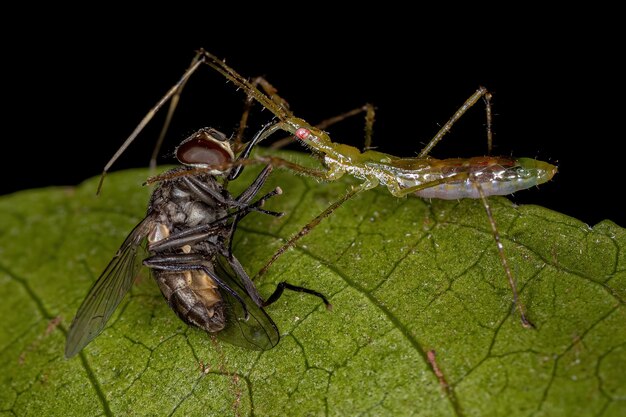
1;154;624;417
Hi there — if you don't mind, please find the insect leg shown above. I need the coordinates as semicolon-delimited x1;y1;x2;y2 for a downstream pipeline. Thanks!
148;224;224;252
394;172;534;327
231;155;332;185
234;76;291;150
149;192;284;254
233;75;374;154
484;91;494;155
143;256;251;319
225;163;290;272
268;105;376;150
225;252;331;310
234;165;274;204
198;49;292;122
145;156;330;186
145;166;282;216
226;164;279;257
417;87;492;158
223;253;265;307
98;55;205;194
262;282;332;310
363;103;376;151
183;174;279;212
150;52;204;170
389;173;472;198
472;177;534;328
229;121;283;181
143;253;204;264
256;182;371;279
182;176;237;206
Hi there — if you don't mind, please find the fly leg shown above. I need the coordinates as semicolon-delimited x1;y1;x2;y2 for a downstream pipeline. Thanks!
145;164;284;216
233;164;274;205
148;188;284;254
262;282;332;310
183;167;282;216
148;223;224;253
226;163;287;258
229;121;334;181
233;121;380;280
222;150;322;302
225;251;331;310
418;87;493;158
143;254;252;319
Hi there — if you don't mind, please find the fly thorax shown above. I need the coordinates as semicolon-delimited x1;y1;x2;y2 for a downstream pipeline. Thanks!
166;200;188;225
183;200;220;227
170;186;191;200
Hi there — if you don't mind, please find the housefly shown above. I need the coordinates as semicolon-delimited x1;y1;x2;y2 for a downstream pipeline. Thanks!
65;127;330;358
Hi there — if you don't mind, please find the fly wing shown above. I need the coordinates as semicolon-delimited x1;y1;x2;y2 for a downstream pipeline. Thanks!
65;216;153;358
213;254;280;350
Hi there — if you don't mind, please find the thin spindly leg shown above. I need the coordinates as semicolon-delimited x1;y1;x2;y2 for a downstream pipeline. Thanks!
389;173;471;197
269;104;376;150
98;55;205;194
363;103;376;150
252;155;332;179
149;53;204;170
234;73;342;151
256;182;371;279
484;91;493;154
388;172;533;327
472;178;534;328
199;49;291;121
234;76;291;149
418;87;493;158
99;50;294;194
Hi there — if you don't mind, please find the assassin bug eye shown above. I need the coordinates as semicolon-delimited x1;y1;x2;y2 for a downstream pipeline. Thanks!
176;129;234;168
295;128;311;140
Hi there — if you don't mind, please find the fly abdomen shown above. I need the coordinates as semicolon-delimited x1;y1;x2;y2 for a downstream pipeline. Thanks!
154;270;226;332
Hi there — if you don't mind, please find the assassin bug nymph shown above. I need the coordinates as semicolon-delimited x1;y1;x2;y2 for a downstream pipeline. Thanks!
94;50;557;329
143;50;557;328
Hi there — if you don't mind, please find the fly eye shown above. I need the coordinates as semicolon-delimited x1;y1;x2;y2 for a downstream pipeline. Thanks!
176;137;233;167
205;128;228;142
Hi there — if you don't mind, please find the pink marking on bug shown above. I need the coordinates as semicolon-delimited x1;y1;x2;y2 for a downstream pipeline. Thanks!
295;128;311;140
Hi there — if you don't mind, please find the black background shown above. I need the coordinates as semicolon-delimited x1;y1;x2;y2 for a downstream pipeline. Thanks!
4;23;624;228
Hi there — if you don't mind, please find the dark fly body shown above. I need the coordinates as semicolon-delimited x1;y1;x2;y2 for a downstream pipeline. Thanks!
65;128;330;358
